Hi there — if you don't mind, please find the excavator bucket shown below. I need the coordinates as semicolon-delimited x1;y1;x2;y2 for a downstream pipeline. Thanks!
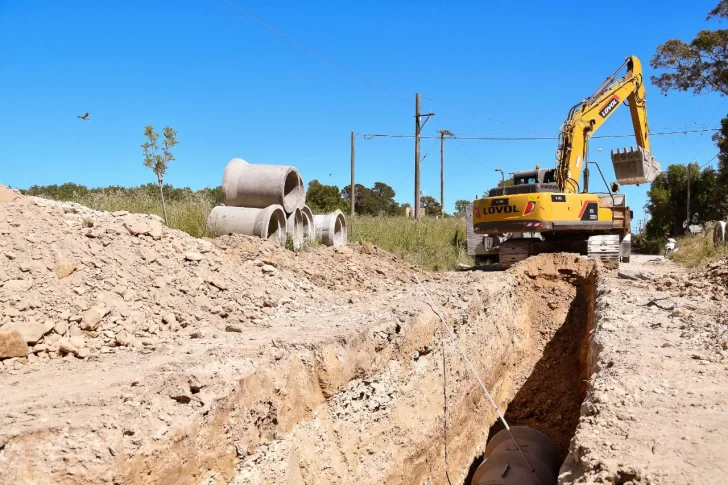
610;146;662;185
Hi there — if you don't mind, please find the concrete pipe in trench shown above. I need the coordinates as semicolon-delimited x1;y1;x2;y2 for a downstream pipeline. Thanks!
313;210;347;247
222;158;305;213
471;426;560;485
206;205;287;246
300;205;315;242
287;207;304;250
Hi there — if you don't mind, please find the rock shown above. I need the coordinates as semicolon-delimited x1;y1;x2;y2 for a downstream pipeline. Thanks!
162;313;177;325
124;220;163;240
184;251;203;262
723;340;728;351
59;338;79;356
139;247;157;263
55;260;79;279
262;264;276;274
547;302;559;310
0;331;29;358
362;242;375;255
225;324;244;333
3;279;33;292
81;306;110;331
115;330;132;347
206;277;227;291
713;292;725;301
19;261;44;274
82;217;95;228
111;210;129;217
0;321;50;345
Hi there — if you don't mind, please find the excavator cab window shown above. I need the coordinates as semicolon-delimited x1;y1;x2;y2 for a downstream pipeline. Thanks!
514;174;537;185
542;170;556;184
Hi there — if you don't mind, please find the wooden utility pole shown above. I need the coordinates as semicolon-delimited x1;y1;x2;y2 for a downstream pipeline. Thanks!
414;93;434;219
686;161;692;229
350;131;355;217
437;129;454;218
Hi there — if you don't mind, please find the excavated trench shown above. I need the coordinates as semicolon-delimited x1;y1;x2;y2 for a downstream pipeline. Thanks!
226;254;600;485
465;270;596;484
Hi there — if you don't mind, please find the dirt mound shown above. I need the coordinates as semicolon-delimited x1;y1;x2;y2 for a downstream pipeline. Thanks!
0;193;425;369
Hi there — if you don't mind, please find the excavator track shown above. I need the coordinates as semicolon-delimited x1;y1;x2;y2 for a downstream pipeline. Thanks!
498;239;531;268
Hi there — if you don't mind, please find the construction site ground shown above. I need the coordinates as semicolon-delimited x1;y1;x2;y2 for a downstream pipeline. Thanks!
1;191;728;484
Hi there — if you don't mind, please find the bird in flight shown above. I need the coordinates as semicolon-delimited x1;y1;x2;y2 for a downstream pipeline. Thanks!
77;112;90;120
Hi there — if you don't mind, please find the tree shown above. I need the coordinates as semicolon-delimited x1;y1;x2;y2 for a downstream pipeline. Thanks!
454;199;470;217
341;181;399;215
645;163;721;238
651;1;728;96
497;179;514;187
420;195;442;216
306;179;346;213
141;125;178;224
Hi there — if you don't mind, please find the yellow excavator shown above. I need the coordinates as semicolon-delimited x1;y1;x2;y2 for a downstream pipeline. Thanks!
472;55;662;267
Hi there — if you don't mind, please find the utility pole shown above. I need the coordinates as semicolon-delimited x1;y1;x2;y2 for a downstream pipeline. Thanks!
437;129;454;218
350;131;355;217
414;93;434;219
686;162;691;229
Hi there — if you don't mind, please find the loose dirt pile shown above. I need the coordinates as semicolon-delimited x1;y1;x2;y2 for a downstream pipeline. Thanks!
0;191;426;369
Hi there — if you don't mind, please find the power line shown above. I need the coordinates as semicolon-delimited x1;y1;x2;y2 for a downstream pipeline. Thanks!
209;0;412;106
448;143;488;169
360;128;719;141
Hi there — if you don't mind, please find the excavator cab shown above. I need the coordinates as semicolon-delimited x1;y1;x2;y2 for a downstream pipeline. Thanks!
490;168;558;196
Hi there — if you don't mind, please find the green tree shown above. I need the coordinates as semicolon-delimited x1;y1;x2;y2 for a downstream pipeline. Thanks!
141;125;178;224
454;199;470;217
651;1;728;96
341;181;399;215
645;163;721;238
420;195;442;216
306;180;346;213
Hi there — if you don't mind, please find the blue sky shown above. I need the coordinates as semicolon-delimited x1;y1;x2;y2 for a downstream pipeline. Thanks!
0;0;725;229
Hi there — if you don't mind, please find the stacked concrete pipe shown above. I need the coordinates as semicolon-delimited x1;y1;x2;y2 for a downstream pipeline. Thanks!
210;158;306;247
222;158;304;213
206;205;287;245
300;205;315;242
286;207;304;250
313;209;347;247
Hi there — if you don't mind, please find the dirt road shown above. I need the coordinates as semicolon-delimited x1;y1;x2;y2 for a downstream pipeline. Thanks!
561;254;728;484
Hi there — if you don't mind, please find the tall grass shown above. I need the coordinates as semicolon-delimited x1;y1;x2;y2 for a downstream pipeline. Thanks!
348;216;471;271
669;229;728;268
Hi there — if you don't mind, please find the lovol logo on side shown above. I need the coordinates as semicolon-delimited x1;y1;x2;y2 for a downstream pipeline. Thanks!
599;96;620;118
487;205;518;214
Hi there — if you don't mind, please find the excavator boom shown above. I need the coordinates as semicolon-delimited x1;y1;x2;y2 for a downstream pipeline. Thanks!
555;56;661;193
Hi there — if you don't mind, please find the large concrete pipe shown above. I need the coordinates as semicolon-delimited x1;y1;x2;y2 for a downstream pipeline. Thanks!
286;207;304;250
206;205;287;246
714;221;727;246
222;158;304;213
300;205;315;242
471;426;559;485
313;210;347;247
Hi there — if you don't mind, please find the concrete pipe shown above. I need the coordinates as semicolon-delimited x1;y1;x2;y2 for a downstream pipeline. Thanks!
206;205;287;246
300;205;315;242
471;426;559;485
286;207;304;250
313;210;347;247
713;221;727;246
222;158;305;213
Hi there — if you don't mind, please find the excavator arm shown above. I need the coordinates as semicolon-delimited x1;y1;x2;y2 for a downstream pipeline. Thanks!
555;56;660;193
